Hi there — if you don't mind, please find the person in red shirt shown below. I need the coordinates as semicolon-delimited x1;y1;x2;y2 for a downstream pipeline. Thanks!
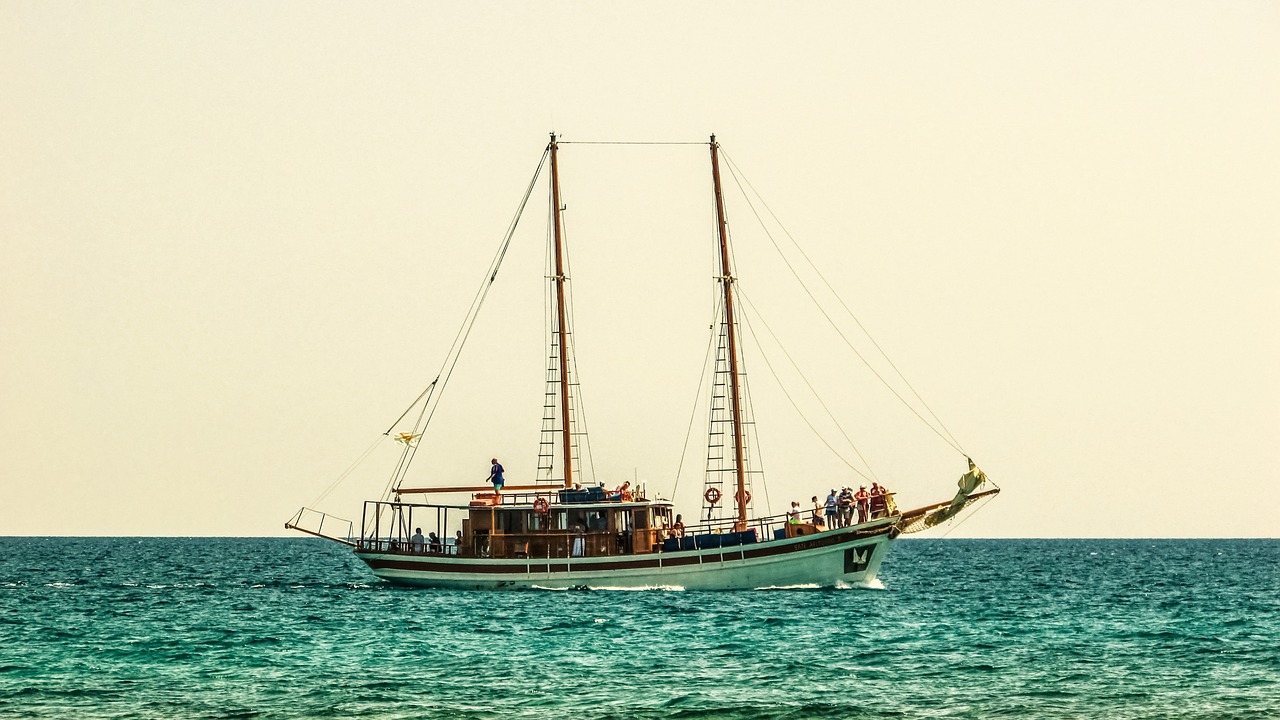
855;485;871;524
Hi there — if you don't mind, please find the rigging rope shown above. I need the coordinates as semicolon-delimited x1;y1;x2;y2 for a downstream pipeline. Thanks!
736;295;875;483
559;207;599;485
386;145;552;494
559;140;708;146
938;492;997;538
670;296;723;505
307;434;385;509
719;150;969;457
737;287;880;482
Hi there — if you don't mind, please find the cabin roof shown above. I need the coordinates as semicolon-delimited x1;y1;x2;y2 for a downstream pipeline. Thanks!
495;500;672;511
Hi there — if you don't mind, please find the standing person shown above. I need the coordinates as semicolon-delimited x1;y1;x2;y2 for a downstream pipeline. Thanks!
824;489;839;528
869;482;886;519
454;530;465;554
428;532;442;553
488;458;505;494
410;527;426;553
855;485;871;524
838;487;855;527
787;501;802;524
810;495;824;525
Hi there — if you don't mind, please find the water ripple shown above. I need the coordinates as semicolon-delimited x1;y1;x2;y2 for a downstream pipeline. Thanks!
0;538;1276;719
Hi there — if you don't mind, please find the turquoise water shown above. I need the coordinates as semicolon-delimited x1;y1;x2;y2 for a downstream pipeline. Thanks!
2;538;1276;719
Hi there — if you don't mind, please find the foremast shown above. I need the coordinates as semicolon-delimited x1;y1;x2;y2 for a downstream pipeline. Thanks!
549;133;574;489
709;135;749;532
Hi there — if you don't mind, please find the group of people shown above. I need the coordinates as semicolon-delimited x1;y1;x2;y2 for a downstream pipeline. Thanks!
410;528;465;554
831;483;890;527
786;483;892;529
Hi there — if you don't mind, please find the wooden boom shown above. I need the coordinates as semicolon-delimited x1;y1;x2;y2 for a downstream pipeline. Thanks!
395;484;553;494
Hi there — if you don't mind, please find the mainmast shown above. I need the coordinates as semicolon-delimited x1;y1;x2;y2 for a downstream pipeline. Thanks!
549;134;574;489
709;135;748;531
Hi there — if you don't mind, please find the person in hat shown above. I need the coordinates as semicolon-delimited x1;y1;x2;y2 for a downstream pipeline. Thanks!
824;488;839;528
838;487;854;527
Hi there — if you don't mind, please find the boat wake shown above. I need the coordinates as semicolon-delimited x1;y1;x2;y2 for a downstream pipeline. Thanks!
836;578;886;591
529;584;686;592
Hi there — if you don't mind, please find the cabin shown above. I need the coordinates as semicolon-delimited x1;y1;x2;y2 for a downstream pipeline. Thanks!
464;496;667;559
356;484;810;559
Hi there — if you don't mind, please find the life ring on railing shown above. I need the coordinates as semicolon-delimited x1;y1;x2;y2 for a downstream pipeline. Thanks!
533;497;550;515
704;487;722;505
735;489;752;506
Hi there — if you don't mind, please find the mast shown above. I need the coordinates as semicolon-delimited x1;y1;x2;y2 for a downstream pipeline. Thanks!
549;134;574;489
709;135;748;531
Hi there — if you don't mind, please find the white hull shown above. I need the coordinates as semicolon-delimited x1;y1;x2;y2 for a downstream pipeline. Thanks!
356;521;895;590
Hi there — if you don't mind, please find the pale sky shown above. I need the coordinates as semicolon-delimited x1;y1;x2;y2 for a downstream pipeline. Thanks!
2;2;1276;538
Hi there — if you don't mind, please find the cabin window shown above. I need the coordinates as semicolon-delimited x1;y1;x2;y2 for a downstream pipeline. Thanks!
498;511;525;535
589;512;607;531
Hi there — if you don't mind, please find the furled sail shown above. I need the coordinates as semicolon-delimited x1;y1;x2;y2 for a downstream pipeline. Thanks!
923;458;988;528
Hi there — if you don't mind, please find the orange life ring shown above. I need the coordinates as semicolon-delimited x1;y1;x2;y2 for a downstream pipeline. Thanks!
532;497;550;515
735;489;752;506
704;487;722;505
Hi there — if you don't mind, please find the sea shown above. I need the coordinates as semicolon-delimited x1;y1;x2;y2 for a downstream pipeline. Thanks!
1;538;1276;719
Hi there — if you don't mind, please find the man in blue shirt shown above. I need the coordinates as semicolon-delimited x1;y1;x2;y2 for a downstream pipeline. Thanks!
488;458;505;494
824;489;839;528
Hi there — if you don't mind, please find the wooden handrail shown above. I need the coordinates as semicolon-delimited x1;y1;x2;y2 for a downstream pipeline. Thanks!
284;523;356;547
396;484;553;494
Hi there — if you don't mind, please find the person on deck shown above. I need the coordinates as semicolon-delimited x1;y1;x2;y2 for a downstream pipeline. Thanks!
838;487;855;527
824;489;839;528
787;501;802;524
454;530;465;554
855;485;871;524
488;458;505;494
869;483;886;519
428;532;442;553
811;496;824;526
671;514;686;539
410;528;426;553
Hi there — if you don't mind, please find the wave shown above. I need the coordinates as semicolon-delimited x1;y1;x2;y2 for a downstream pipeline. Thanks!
752;583;821;590
528;584;686;591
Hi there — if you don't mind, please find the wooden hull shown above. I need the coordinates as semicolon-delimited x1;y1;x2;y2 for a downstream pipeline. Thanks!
355;519;896;590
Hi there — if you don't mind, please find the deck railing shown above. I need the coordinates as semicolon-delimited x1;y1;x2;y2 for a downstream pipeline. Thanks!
285;507;356;546
355;498;901;559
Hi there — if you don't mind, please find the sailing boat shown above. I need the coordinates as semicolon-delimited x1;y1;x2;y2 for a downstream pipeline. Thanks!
286;134;999;590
